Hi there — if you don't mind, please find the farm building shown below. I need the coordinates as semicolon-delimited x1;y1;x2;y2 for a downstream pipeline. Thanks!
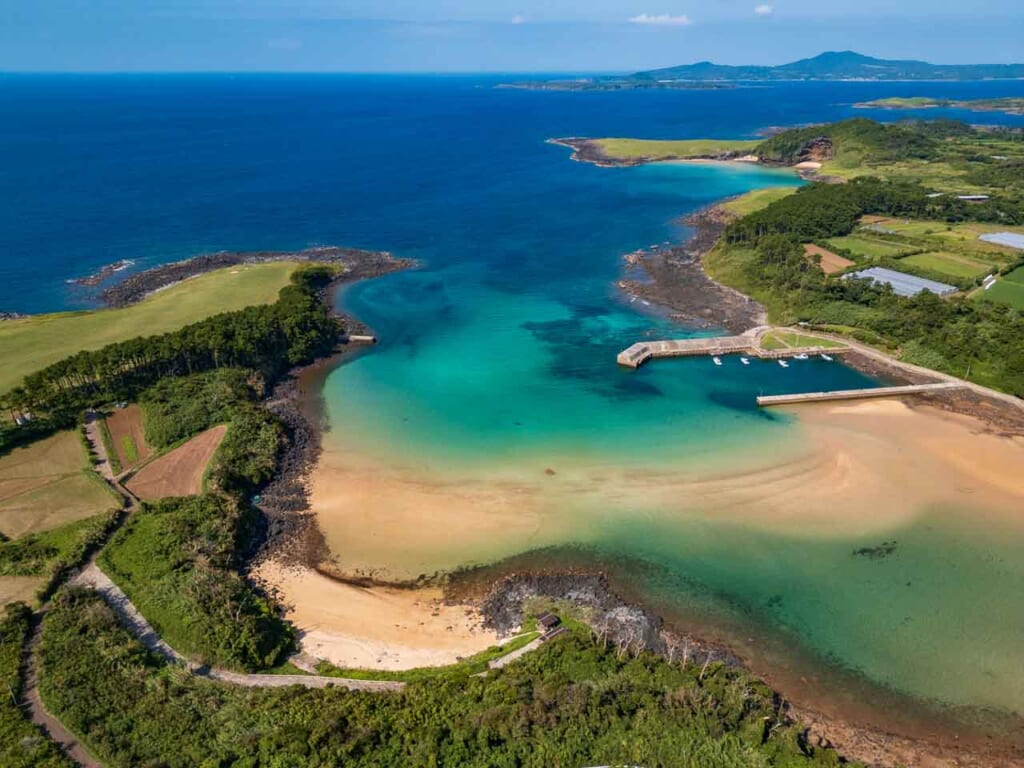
980;232;1024;251
845;267;957;297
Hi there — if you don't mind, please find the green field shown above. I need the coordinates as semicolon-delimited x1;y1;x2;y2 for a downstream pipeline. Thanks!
902;252;991;279
978;279;1024;310
0;261;300;394
720;187;798;217
825;234;914;259
987;265;1024;309
592;137;759;161
1003;266;1024;284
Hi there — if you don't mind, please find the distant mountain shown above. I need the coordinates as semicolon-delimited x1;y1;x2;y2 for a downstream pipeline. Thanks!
635;51;1024;82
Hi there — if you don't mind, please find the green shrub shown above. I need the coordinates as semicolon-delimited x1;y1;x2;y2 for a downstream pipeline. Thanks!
0;603;72;768
99;495;293;671
39;588;855;768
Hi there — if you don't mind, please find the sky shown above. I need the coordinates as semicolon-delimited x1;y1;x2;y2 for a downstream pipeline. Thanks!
1;0;1022;72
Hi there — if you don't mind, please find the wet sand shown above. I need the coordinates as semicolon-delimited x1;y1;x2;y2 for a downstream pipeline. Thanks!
257;560;502;670
301;398;1024;583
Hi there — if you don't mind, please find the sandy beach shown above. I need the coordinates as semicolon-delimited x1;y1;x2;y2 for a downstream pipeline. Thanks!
297;397;1024;586
257;559;503;670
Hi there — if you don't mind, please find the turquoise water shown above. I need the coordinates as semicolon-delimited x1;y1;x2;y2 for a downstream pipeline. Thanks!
5;75;1024;737
325;161;870;470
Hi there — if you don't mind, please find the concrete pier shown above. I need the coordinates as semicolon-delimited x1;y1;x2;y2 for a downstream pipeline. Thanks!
617;331;846;368
756;382;962;407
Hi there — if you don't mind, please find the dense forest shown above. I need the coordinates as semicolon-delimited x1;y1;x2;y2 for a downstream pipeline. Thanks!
38;588;852;768
0;265;340;455
711;177;1024;393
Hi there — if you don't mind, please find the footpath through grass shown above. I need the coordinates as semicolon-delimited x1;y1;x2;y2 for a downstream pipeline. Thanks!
0;261;300;394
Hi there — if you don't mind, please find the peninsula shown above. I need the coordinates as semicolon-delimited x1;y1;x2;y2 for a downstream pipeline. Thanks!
505;50;1024;90
855;96;1024;115
556;118;1024;405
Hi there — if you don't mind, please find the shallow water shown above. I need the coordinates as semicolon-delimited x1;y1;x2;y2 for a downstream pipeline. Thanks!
4;74;1024;736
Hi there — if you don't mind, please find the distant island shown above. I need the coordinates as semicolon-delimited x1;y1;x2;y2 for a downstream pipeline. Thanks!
855;96;1024;115
504;51;1024;90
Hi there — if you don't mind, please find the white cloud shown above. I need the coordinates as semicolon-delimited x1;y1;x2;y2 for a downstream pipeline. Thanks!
628;13;692;26
510;14;526;24
754;4;774;15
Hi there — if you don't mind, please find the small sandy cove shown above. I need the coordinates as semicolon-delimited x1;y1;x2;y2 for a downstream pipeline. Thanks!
256;559;502;670
259;397;1024;670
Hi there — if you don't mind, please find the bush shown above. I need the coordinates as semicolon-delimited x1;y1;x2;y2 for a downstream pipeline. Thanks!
99;495;294;671
0;603;72;768
39;588;855;768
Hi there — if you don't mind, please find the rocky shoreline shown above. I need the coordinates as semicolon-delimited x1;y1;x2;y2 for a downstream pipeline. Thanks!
99;246;412;308
248;254;413;570
68;258;134;288
617;204;767;333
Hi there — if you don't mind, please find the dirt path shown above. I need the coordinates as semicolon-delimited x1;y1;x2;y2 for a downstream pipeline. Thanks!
17;418;134;767
21;611;103;768
84;413;116;483
72;563;405;692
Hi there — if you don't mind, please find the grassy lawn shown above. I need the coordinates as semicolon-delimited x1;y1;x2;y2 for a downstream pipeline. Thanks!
1003;266;1024;284
0;261;300;394
977;280;1024;311
826;234;914;260
0;431;117;539
760;330;847;351
721;187;798;217
593;137;759;161
902;252;991;279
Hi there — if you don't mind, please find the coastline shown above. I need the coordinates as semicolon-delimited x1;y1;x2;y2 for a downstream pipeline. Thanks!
242;167;1024;767
547;137;760;168
100;246;414;309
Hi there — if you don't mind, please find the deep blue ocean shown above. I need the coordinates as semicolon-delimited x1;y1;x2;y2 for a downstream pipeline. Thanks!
2;75;1023;314
4;75;1024;732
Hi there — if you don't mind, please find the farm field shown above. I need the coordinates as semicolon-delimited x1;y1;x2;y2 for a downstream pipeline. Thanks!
125;425;227;500
977;281;1024;310
0;576;45;605
0;261;301;394
976;269;1024;310
804;243;854;274
902;252;991;280
868;218;1024;254
0;431;115;538
825;234;915;259
104;405;151;472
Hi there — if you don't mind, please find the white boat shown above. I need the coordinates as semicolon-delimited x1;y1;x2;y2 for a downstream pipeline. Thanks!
712;356;723;366
778;360;789;368
740;357;750;365
820;353;833;361
793;353;809;360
